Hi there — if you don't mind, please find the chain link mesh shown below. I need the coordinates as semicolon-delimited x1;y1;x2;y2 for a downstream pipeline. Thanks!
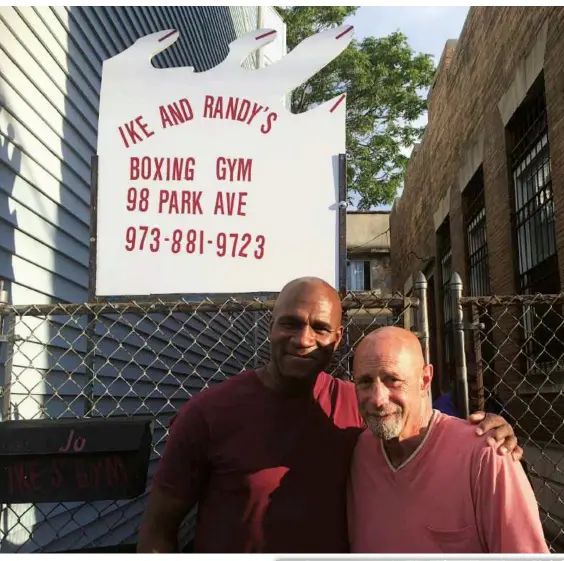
0;292;417;552
461;293;564;552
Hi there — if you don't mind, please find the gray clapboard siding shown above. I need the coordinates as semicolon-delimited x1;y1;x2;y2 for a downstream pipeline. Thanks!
0;5;278;552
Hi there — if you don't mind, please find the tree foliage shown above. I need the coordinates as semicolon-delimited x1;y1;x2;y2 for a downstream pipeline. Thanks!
276;7;436;209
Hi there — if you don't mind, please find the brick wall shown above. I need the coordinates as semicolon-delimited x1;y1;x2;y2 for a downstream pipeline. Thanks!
390;6;564;294
390;12;564;542
390;7;564;384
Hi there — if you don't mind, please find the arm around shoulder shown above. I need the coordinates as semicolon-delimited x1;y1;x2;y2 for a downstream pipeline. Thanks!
137;399;210;553
473;444;549;553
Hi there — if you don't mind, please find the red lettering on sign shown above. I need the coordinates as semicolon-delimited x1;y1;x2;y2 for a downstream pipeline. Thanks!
8;463;29;493
203;95;215;118
129;157;195;181
136;116;154;139
159;98;194;129
216;232;265;259
212;96;224;119
75;460;89;489
202;95;277;134
118;116;154;148
261;112;277;135
158;190;203;215
213;191;247;216
106;456;128;486
4;455;133;498
126;187;150;212
123;227;266;259
216;157;252;182
225;97;239;120
51;460;63;488
93;460;104;490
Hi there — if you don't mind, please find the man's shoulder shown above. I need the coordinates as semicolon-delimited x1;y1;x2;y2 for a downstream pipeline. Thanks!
319;371;355;392
317;372;364;429
172;370;259;423
191;369;259;404
318;372;358;404
434;410;489;453
436;409;476;432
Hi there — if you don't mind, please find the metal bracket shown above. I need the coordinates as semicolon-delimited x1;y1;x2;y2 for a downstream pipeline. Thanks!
456;321;485;331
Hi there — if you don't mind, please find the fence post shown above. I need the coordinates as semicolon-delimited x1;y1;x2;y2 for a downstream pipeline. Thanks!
470;303;485;412
413;271;429;366
450;272;469;419
83;155;99;417
0;280;13;422
253;313;259;369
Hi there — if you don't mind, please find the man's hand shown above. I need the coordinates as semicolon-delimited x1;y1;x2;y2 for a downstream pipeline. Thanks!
468;411;523;461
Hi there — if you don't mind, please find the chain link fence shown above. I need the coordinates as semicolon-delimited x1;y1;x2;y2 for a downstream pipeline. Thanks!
0;287;424;552
455;284;564;552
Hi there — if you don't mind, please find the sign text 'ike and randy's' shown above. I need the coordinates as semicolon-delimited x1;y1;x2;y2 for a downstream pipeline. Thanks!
95;25;353;295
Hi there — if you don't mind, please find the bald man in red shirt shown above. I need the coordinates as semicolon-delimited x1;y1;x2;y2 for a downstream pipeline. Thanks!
348;327;547;553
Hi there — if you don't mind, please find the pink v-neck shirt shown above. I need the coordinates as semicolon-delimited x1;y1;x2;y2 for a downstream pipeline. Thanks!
347;410;549;553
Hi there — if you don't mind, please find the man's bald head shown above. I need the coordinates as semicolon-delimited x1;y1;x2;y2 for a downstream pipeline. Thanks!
267;277;343;387
353;326;433;441
354;326;425;374
273;277;342;322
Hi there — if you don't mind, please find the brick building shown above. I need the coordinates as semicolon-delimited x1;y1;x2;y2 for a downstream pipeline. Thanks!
390;10;564;544
391;7;564;390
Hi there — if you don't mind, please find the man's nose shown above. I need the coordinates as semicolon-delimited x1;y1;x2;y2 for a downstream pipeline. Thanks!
292;325;316;348
369;380;389;408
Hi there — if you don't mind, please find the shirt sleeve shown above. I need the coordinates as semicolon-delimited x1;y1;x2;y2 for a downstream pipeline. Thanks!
473;445;549;553
152;399;210;506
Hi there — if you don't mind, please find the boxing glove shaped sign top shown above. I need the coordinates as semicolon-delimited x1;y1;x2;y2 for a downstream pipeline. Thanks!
95;25;353;296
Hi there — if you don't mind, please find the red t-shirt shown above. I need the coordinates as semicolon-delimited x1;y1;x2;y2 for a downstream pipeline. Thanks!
153;370;364;553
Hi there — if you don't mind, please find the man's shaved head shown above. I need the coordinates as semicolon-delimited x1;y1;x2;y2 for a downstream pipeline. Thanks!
265;277;343;390
353;326;433;441
354;327;425;373
273;277;342;322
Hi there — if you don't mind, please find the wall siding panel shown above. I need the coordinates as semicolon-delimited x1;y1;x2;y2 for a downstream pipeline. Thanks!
0;5;280;552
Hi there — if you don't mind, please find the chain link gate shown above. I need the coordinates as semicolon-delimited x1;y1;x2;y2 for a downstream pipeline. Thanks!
0;281;427;552
451;272;564;552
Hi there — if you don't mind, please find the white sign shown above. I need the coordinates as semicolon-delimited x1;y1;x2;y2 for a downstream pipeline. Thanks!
95;25;353;296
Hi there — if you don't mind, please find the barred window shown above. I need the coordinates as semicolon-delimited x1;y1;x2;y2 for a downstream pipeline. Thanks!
463;167;490;296
437;219;453;377
507;73;561;372
509;74;558;295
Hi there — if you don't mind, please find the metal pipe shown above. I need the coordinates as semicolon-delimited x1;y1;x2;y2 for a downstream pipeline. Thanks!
451;272;469;418
414;271;430;366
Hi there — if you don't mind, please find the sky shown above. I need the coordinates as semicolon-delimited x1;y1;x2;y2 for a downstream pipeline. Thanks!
344;6;470;209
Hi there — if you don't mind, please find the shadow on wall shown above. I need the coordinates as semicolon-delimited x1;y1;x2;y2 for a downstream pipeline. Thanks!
0;102;19;306
0;92;20;552
32;6;243;554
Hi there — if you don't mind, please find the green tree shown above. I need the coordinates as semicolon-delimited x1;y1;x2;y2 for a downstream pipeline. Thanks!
276;6;436;209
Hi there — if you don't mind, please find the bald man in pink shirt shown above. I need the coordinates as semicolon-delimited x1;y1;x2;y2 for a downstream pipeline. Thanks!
347;327;549;554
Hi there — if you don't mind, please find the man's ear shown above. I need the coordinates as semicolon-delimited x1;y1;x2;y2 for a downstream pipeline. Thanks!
334;325;344;349
421;363;433;393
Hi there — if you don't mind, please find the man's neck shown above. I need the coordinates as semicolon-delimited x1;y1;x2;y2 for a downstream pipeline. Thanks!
256;363;319;398
383;406;435;469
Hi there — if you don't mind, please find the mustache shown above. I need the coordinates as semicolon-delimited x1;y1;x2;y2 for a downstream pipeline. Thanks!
364;407;402;417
